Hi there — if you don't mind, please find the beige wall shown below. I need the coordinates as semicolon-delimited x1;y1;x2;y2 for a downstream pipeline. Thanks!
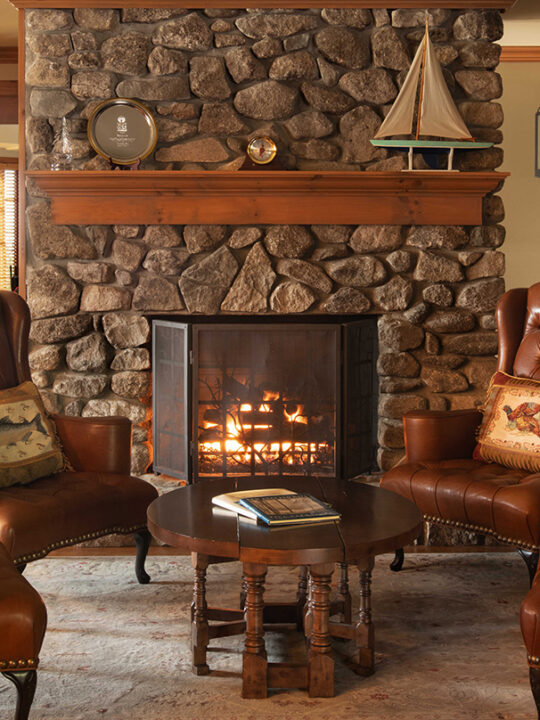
499;61;540;290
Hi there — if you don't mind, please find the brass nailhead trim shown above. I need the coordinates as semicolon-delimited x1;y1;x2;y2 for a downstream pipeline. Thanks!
528;655;540;665
0;658;37;671
422;515;539;551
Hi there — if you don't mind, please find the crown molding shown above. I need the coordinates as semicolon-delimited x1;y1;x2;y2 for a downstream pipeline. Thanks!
499;46;540;62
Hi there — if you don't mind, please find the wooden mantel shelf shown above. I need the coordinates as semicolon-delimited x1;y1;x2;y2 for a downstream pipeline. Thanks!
11;1;518;8
27;170;508;227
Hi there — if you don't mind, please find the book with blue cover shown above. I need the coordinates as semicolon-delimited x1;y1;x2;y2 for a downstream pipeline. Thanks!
238;492;340;526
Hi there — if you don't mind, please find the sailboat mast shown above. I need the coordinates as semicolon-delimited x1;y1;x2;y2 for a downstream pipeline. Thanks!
415;19;429;140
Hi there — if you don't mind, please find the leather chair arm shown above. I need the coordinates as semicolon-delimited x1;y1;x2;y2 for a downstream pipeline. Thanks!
521;574;540;666
403;409;483;463
52;415;132;475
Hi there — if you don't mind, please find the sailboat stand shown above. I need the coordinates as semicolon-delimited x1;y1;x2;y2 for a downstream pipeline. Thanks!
371;139;493;171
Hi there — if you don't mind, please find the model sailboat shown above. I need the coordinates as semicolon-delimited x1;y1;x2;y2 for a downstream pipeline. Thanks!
370;21;492;170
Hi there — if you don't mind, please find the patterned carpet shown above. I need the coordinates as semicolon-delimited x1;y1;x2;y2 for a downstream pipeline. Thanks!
0;553;536;720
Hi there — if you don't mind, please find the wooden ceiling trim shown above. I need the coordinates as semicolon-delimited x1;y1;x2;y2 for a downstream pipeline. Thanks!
9;0;518;8
0;48;18;64
26;170;508;227
499;46;540;62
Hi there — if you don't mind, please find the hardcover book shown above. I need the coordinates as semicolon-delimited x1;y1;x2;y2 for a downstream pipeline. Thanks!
212;488;296;521
238;493;340;526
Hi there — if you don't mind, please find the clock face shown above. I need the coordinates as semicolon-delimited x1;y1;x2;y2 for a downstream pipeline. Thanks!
247;137;277;165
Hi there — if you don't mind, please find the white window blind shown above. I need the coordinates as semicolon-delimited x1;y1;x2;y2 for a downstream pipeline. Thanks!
0;169;17;291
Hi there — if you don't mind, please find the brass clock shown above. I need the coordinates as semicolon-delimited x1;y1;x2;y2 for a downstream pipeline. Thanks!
246;136;278;165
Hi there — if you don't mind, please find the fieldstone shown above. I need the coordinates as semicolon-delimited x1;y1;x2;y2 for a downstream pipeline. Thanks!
283;34;309;52
413;251;463;282
322;287;370;313
453;11;503;42
455;278;505;312
116;77;189;101
234;81;297;120
63;399;84;416
30;89;77;118
422;368;469;393
315;27;370;69
80;286;131;312
82;398;147;425
102;313;150;348
112;225;138;239
221;242;276;313
339;68;397;104
156;137;228;163
68;51;100;71
111;348;150;371
74;8;117;31
190;56;231;100
459;101;503;128
102;32;150;75
67;262;115;284
377;352;420;378
229;227;262;249
30;314;92;344
269;51;318;81
252;37;282;58
350;225;402;254
27;118;54;154
325;256;386;288
264;226;313;259
321;8;372;28
433;44;459;66
132;275;183;311
156;102;198;120
301;83;355;114
225;47;266;84
71;31;96;51
290;139;339;161
111;239;146;272
66;333;110;372
184;225;227;254
142;225;182;248
458;251;483;267
455;147;503;172
179;246;238;313
111;371;150;399
53;372;108;398
424;309;476;333
198;104;246;136
72;71;115;99
387;250;413;273
380;319;424;353
235;13;318;39
483;196;505;225
379;393;426;419
373;276;413;311
28;33;72;58
373;9;390;27
470;225;505;248
27;266;80;319
444;332;498;356
459;41;501;68
455;70;502;101
152;14;212;51
379;377;423;393
311;245;349;262
378;420;404;451
284;111;333;140
466;250;505;280
131;443;151;475
211;19;233;32
270;281;315;313
27;9;71;31
215;32;247;48
29;345;63;371
155;118;197;143
316;58;341;86
406;226;468;250
116;270;134;286
148;46;187;75
143;248;190;275
372;27;409;70
423;284;453;307
311;226;351;244
340;106;385;164
122;8;182;22
276;259;332;294
393;9;450;27
425;333;441;354
32;371;50;389
39;390;62;414
479;314;496;330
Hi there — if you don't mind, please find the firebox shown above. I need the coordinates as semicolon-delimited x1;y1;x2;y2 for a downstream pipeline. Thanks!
152;318;377;482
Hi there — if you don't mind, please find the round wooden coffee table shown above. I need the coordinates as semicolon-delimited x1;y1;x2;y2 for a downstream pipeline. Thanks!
147;476;422;698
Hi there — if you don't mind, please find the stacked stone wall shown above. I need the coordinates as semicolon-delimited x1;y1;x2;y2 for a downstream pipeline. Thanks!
24;7;506;475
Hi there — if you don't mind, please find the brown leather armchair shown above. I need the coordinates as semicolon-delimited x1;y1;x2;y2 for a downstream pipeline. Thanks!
0;290;158;577
0;541;46;720
381;282;540;717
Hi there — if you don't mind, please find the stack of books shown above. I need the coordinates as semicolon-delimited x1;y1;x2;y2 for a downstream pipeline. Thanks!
212;488;340;526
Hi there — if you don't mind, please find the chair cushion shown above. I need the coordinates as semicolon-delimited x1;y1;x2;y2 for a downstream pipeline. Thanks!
0;381;65;488
0;471;158;563
381;459;540;547
474;372;540;474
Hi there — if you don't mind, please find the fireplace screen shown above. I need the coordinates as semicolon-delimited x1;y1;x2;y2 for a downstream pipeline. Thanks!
153;319;377;482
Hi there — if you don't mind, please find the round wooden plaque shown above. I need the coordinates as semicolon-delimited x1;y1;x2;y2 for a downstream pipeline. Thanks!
87;98;157;165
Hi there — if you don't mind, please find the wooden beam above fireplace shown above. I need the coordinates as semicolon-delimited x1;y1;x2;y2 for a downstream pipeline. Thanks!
27;170;507;227
10;0;518;8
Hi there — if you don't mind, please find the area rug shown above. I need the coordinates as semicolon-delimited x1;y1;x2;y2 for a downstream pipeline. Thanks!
0;553;536;720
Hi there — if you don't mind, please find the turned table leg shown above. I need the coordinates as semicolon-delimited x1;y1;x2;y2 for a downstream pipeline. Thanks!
191;552;210;676
352;555;375;676
308;563;335;698
242;562;268;699
297;565;309;630
336;562;352;624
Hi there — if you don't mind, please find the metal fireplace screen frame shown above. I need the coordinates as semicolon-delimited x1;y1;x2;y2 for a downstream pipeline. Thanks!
152;319;377;482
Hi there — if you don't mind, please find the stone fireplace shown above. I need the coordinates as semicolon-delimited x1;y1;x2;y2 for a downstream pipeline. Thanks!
22;7;506;478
